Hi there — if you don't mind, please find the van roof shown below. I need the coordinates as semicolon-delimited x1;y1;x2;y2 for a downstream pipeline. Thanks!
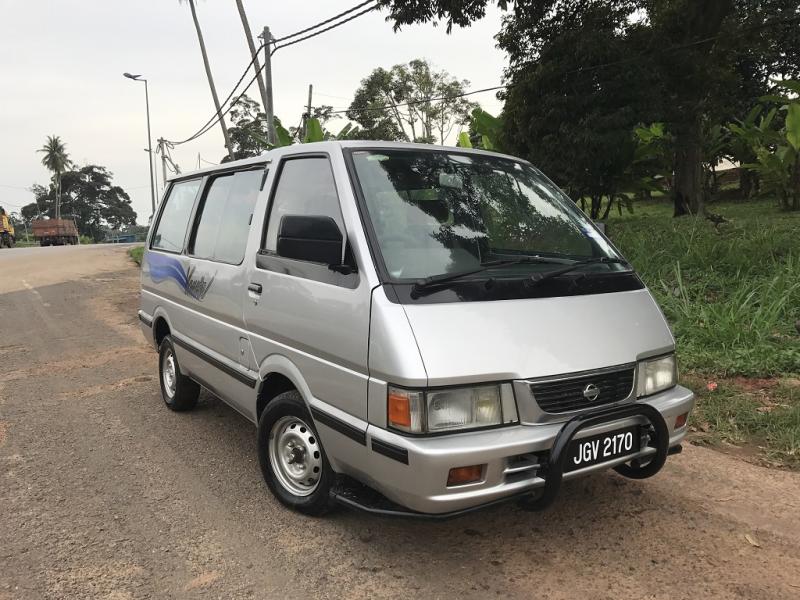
166;141;527;183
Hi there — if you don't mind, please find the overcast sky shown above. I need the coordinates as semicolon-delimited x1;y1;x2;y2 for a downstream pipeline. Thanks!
0;0;507;224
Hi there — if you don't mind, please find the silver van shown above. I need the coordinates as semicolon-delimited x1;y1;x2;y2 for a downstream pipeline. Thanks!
138;141;694;517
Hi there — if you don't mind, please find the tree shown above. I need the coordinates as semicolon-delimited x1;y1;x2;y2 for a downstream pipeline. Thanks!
180;0;234;160
37;135;71;221
347;59;476;143
377;0;800;216
28;165;138;240
225;94;271;160
730;81;800;211
499;2;658;219
234;0;269;113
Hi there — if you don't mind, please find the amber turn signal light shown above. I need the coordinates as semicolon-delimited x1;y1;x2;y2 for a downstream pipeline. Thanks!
447;465;483;486
388;390;412;429
674;412;688;429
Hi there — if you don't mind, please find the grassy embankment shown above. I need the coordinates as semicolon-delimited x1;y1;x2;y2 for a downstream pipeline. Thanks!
609;199;799;467
128;246;144;265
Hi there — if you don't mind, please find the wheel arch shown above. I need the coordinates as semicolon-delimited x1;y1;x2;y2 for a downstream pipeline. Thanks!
256;355;315;422
151;308;174;348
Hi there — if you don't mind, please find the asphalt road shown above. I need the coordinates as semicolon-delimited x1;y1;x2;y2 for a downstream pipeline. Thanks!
1;245;799;599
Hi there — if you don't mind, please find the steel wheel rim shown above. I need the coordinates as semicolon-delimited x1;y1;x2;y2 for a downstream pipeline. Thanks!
268;415;322;497
162;349;177;398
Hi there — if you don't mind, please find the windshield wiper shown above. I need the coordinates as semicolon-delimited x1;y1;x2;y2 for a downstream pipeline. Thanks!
410;256;570;298
527;257;630;288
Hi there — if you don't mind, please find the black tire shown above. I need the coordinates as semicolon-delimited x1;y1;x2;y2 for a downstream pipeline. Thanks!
158;335;200;411
257;390;335;516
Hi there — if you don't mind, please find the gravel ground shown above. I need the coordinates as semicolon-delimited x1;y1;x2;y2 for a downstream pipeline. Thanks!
1;245;799;599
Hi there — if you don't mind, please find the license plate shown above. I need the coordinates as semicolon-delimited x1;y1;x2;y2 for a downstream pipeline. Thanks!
565;426;640;472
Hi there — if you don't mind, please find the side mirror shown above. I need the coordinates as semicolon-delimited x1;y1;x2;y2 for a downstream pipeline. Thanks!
276;215;343;265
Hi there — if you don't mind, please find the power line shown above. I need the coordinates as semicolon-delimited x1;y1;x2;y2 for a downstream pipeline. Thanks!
166;5;379;148
315;91;353;101
272;4;379;52
0;200;27;208
187;63;268;143
272;1;376;43
166;2;379;146
166;43;266;146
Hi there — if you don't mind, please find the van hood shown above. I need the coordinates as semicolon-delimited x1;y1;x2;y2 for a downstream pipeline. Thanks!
401;289;674;385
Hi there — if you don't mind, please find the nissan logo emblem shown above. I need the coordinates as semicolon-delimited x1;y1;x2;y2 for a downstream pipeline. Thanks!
583;383;600;402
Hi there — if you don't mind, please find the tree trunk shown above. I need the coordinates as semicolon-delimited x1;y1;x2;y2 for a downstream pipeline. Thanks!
382;92;410;141
188;0;234;160
234;0;269;115
56;173;61;221
668;0;732;216
601;194;616;220
739;168;756;200
672;119;703;217
590;195;602;220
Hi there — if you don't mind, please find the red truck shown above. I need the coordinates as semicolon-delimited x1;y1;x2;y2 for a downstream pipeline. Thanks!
32;219;79;246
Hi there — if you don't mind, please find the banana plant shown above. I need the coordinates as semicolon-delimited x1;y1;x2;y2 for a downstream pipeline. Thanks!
730;79;800;211
466;108;503;151
456;131;472;148
304;117;325;143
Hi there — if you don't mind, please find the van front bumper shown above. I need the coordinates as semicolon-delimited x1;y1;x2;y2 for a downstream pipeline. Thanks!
358;385;694;515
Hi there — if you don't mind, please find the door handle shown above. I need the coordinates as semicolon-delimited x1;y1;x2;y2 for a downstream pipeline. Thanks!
247;283;263;294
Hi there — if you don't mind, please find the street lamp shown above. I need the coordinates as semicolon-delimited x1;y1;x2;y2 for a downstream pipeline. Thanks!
123;72;156;214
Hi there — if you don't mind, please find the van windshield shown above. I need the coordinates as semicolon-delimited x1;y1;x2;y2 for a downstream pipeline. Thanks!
351;149;623;282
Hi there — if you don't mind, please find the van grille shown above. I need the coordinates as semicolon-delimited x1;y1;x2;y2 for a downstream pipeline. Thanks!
529;365;635;414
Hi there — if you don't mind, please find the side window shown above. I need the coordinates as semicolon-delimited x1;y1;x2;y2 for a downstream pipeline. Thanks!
151;179;201;252
264;157;343;253
191;169;262;264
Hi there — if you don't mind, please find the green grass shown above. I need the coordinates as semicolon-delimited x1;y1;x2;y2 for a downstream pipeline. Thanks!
684;375;800;467
604;198;800;467
608;200;800;377
128;246;144;266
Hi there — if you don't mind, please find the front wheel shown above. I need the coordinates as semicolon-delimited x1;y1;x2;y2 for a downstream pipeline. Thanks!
257;391;334;516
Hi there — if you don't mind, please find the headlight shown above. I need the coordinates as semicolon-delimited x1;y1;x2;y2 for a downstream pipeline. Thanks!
637;354;677;397
387;383;518;434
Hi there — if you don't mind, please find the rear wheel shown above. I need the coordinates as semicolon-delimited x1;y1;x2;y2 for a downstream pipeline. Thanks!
158;335;200;411
257;391;334;515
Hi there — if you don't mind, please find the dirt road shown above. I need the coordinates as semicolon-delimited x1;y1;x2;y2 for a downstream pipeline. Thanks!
1;245;799;599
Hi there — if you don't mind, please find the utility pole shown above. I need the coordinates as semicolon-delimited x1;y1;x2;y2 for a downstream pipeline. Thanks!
157;138;168;195
143;80;156;213
235;0;269;113
187;0;235;161
262;26;276;145
302;84;313;140
123;73;156;213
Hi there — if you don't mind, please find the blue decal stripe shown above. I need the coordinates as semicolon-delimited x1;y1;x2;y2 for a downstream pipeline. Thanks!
147;252;189;293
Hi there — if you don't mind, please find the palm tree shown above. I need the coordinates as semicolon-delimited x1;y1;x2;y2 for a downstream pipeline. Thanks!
180;0;235;160
37;135;71;220
234;0;269;114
